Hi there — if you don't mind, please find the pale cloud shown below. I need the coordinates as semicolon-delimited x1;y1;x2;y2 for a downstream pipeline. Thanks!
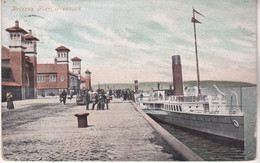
151;13;174;28
230;39;254;48
82;23;150;50
83;32;112;46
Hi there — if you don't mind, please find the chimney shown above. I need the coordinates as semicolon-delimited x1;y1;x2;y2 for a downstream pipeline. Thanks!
134;80;138;92
15;20;19;27
172;55;184;96
29;29;32;35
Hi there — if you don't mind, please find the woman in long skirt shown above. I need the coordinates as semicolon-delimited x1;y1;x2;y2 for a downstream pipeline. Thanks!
6;92;14;109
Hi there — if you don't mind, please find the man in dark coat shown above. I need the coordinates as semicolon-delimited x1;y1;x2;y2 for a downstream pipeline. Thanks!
61;90;67;105
85;90;90;110
92;93;99;110
100;90;108;110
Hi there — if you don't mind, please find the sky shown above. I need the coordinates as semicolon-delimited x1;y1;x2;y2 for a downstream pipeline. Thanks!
1;0;257;85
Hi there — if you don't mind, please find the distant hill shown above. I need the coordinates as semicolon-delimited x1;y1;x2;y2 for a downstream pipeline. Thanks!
184;80;256;88
92;80;256;91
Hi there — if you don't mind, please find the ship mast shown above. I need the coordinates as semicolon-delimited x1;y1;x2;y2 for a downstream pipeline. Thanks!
191;6;204;97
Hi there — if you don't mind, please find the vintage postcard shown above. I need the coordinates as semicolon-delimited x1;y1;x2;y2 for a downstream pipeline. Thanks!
1;0;257;162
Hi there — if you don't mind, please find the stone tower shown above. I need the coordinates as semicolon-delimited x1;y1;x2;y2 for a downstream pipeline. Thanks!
24;29;39;98
71;57;82;76
85;69;91;90
5;20;28;99
55;46;70;64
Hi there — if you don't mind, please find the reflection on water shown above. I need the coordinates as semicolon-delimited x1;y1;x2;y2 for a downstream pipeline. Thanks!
152;87;256;161
158;122;245;161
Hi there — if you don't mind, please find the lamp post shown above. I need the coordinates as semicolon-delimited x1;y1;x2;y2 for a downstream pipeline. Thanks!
78;74;81;95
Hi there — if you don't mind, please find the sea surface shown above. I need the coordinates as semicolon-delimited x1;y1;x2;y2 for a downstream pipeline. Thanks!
153;87;256;161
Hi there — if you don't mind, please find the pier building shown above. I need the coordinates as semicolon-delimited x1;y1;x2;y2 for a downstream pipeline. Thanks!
1;20;39;101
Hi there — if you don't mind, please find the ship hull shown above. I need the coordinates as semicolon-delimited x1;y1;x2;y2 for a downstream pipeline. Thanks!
143;109;244;146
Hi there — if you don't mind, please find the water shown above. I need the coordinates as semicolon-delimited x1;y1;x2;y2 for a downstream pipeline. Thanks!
154;87;257;161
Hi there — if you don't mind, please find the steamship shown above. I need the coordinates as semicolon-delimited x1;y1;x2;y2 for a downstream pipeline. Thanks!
134;8;244;145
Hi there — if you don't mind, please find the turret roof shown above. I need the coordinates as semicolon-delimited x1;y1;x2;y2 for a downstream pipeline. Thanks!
24;34;39;41
55;46;70;51
85;69;91;73
71;57;81;61
6;26;28;34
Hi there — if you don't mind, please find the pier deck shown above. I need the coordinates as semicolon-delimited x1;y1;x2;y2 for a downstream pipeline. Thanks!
2;97;182;161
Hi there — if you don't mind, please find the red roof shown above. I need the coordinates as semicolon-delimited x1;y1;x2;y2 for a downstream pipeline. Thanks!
37;64;58;73
24;34;39;41
2;81;21;87
71;57;81;61
1;46;10;60
69;71;78;77
80;76;87;82
6;26;28;34
55;46;70;51
85;69;91;74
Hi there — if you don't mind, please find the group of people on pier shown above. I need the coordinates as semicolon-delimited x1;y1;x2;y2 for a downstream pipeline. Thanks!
84;89;109;110
113;89;133;100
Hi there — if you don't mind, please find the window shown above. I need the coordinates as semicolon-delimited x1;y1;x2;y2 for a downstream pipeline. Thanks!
179;106;182;112
49;75;57;82
10;34;13;39
37;75;46;82
58;53;60;57
60;76;64;81
174;105;176;111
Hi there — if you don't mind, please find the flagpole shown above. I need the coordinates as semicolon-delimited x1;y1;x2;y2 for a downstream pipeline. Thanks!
192;6;201;97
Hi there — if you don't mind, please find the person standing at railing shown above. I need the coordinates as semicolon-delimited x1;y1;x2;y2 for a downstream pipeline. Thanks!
140;93;143;102
159;93;163;100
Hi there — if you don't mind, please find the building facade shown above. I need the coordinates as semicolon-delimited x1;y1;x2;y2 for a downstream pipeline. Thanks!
1;21;39;101
37;46;70;95
37;51;92;95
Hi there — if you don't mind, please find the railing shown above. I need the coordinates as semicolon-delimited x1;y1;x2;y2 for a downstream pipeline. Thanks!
166;95;208;103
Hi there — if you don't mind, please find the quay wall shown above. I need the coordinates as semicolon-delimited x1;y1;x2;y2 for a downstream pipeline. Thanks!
130;101;203;161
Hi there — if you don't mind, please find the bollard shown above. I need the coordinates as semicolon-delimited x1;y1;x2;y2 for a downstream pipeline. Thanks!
74;113;89;128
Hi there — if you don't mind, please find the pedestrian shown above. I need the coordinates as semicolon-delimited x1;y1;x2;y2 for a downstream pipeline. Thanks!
85;90;90;110
59;92;63;103
61;90;67;105
100;90;109;110
140;93;143;102
91;93;99;110
159;93;163;100
104;94;109;110
97;94;102;110
6;92;14;109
